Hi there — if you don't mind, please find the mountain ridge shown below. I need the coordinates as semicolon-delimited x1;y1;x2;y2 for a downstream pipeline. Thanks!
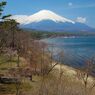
11;10;75;24
10;10;95;32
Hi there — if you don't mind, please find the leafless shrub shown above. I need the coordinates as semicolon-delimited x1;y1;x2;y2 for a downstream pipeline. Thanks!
76;57;95;95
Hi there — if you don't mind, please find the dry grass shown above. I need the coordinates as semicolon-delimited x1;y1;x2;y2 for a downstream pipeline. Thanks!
0;56;95;95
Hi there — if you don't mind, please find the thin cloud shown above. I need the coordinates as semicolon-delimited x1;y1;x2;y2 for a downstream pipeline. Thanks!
76;17;86;23
69;4;95;9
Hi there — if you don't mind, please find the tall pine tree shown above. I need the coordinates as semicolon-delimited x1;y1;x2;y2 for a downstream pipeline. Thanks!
0;1;11;20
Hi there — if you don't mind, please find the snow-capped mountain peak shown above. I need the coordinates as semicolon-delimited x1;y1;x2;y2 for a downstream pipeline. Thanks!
24;10;75;24
10;10;75;25
9;10;94;32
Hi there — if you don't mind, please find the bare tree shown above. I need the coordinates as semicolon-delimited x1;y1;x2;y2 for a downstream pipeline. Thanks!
76;57;95;95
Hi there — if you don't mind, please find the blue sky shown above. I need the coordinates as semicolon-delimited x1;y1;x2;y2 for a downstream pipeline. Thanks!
2;0;95;27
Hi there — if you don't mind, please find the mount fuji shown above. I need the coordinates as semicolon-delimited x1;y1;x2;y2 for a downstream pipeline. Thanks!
11;10;95;32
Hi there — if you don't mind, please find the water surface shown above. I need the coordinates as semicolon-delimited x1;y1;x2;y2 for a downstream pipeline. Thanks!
41;36;95;68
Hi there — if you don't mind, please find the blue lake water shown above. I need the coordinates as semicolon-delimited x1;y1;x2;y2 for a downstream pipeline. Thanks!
41;36;95;68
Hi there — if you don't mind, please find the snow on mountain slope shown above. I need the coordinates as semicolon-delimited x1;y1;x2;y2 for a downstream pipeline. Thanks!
10;15;28;24
9;10;95;32
10;10;75;24
24;10;75;24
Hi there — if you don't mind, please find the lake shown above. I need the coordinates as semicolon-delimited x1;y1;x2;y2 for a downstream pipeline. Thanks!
41;36;95;69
